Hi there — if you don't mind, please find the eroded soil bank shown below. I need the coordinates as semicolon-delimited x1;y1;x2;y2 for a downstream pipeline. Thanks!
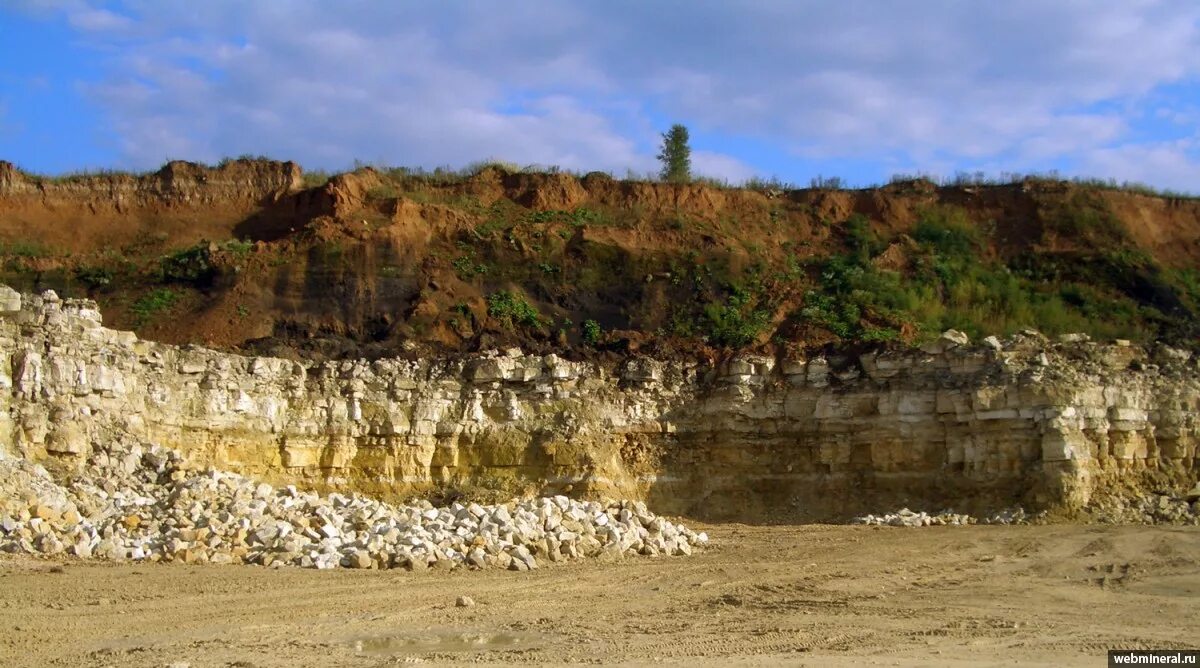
1;523;1196;667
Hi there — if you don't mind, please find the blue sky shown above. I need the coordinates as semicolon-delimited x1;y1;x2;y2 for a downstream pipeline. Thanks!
2;1;1200;190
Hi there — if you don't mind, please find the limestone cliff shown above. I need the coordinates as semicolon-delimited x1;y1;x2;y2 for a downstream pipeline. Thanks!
2;287;1196;521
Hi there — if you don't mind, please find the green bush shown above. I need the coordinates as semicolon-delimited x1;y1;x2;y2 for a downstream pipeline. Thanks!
582;319;601;345
160;244;215;284
486;291;542;329
703;285;771;346
75;266;114;289
844;214;883;261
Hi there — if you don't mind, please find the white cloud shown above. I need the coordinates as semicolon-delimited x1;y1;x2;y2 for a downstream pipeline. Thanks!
1077;139;1200;191
691;151;755;183
21;0;1200;189
67;7;131;32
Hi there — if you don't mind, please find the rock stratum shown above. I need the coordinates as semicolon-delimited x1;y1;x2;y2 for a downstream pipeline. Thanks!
2;286;1196;523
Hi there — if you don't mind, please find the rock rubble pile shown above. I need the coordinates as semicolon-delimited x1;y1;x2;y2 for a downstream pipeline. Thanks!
0;442;708;570
1087;491;1200;525
852;507;1035;527
855;494;1200;527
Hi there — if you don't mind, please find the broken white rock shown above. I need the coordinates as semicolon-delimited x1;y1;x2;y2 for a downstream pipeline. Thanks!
851;507;1040;527
0;442;709;572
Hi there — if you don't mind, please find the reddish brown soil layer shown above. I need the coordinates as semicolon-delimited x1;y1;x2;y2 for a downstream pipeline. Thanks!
1;159;1198;357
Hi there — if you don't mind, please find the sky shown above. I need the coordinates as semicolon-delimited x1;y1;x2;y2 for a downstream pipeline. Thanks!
2;1;1200;190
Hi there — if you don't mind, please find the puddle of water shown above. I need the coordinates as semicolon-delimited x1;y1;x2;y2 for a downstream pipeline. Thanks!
351;630;541;656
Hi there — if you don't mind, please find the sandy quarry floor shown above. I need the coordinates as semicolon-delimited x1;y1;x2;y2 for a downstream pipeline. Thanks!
0;523;1196;667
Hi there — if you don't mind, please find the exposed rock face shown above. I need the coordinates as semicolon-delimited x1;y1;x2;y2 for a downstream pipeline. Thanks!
2;288;1197;521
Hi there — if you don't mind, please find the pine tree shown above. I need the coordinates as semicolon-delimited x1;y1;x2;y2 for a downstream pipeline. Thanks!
657;124;692;183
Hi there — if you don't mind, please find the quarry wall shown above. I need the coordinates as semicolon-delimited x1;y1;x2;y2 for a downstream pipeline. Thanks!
2;286;1197;521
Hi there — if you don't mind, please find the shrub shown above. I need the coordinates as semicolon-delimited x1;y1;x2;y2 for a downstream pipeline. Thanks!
75;266;114;289
160;244;215;285
582;319;601;345
703;285;771;347
486;291;542;329
844;214;883;261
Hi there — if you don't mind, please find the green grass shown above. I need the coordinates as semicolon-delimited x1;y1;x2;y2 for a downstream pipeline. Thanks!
365;183;400;200
301;170;331;188
1044;193;1130;243
0;240;55;258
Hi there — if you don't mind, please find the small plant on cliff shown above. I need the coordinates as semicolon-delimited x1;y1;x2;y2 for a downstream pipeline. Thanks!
486;290;542;330
222;239;254;256
75;266;114;290
452;254;488;280
131;288;179;324
160;244;215;285
657;124;692;183
703;284;772;347
582;319;602;345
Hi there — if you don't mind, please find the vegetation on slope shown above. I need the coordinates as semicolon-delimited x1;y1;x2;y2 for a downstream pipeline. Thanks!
0;159;1196;356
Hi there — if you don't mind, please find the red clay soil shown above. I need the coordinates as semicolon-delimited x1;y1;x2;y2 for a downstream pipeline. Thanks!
1;159;1198;358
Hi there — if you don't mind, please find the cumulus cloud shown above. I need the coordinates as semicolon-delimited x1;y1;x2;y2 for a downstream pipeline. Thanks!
15;0;1200;188
691;151;756;183
1078;139;1200;191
